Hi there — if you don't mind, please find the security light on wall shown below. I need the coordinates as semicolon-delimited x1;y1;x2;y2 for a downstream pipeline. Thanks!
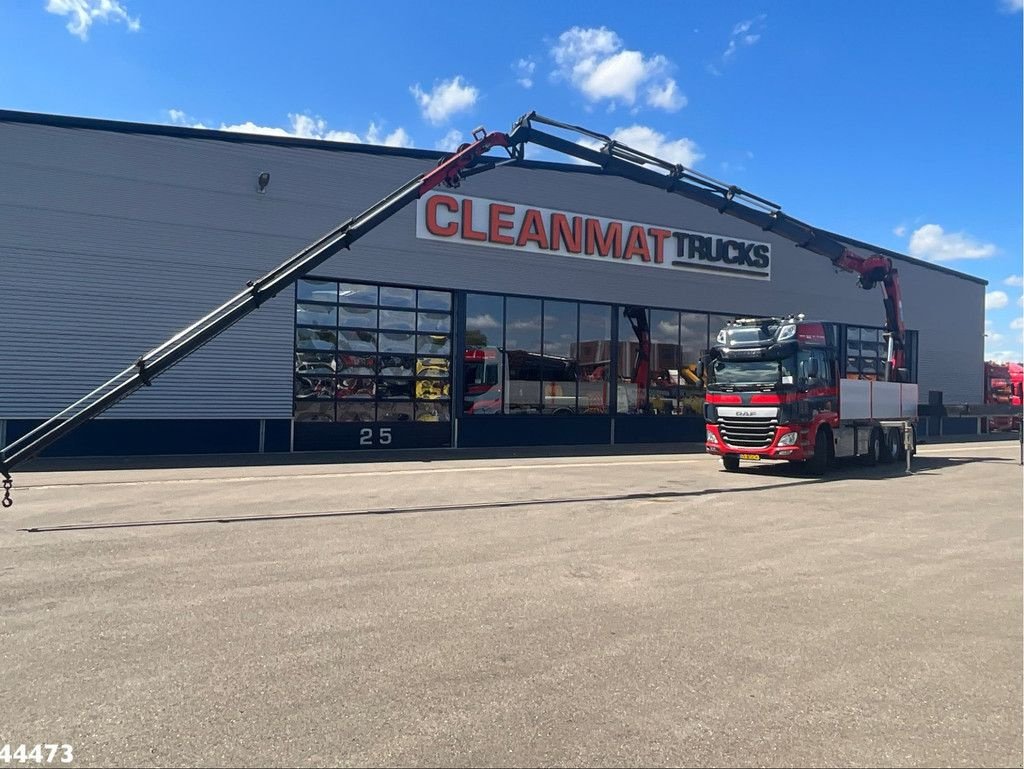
257;171;270;194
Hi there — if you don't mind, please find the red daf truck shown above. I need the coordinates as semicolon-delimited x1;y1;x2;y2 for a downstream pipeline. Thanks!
704;316;918;473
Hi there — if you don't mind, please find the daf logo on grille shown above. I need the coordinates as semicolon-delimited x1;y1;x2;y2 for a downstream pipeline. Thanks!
735;410;756;416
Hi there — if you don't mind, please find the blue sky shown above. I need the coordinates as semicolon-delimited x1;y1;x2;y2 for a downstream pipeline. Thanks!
2;1;1022;360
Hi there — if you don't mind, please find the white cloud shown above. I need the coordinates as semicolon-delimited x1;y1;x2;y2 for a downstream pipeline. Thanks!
709;15;766;74
1000;0;1023;12
987;349;1022;363
907;223;999;262
514;58;536;89
1011;317;1024;330
46;0;140;40
985;320;1004;345
580;124;703;168
893;225;907;237
1004;275;1024;287
646;79;686;111
435;129;465;151
166;110;412;147
986;290;1009;310
550;26;684;112
410;76;478;125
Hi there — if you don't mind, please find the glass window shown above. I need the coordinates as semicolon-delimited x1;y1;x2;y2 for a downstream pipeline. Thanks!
378;354;415;377
418;290;452;311
708;314;734;347
338;329;376;352
295;352;335;375
338;282;377;305
380;332;416;353
505;298;543;414
464;294;504;415
338;305;377;328
678;312;708;416
649;309;680;416
295;281;453;425
379;309;416;330
418;312;451;333
295;401;334;422
543;301;578;414
617;306;649;414
505;297;542;353
297;279;337;303
294;376;335;400
417;334;450;355
337;353;376;375
296;328;337;351
578;304;612;414
336;403;376;422
296;303;337;327
380;286;416;308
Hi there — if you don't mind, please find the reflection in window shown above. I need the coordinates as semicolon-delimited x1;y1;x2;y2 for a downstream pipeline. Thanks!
295;352;335;375
336;402;376;422
380;286;416;308
294;376;335;400
418;290;452;311
338;305;377;328
296;328;337;351
505;298;542;415
378;354;415;377
338;283;377;304
295;401;334;422
416;357;449;378
379;309;416;330
464;294;504;415
378;402;414;422
296;303;337;327
677;312;709;415
418;312;451;333
337;377;375;399
297;279;337;303
378;379;414;400
338;354;375;375
543;301;578;414
417;334;450;355
617;306;649;414
380;332;416;353
338;330;376;352
416;403;450;422
578;304;612;414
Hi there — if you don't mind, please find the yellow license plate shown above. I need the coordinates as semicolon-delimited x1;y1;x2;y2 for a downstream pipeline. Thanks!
739;453;761;461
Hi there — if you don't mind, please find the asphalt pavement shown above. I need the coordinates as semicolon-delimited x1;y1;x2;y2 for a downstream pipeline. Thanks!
1;442;1021;767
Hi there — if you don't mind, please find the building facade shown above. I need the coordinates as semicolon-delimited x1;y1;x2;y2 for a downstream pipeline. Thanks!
0;111;987;457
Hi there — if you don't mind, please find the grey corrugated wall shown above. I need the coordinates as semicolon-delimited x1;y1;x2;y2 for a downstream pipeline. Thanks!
0;116;985;421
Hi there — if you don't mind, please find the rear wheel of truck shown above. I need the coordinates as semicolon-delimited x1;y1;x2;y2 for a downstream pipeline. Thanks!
806;428;831;476
861;428;881;466
722;454;741;472
880;428;901;464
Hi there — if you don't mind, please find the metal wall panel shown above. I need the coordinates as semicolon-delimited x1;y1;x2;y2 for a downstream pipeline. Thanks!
0;118;985;423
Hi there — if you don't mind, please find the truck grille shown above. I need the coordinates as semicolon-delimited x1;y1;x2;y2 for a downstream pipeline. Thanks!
718;416;778;448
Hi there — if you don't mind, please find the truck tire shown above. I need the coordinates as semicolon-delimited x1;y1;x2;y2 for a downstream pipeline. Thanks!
861;428;881;466
722;455;741;472
806;427;831;476
880;428;901;464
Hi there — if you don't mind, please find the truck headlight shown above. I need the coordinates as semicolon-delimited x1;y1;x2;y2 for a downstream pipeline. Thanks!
777;431;798;446
706;429;719;444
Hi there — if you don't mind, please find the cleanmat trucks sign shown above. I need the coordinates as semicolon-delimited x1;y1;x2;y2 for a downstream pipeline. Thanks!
416;192;772;280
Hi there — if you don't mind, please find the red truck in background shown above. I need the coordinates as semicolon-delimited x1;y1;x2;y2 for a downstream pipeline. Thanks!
704;316;918;474
984;361;1023;432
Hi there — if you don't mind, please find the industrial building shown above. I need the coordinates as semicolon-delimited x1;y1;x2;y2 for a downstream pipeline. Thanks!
0;110;987;458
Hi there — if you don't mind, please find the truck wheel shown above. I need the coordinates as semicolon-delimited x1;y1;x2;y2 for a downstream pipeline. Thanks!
880;428;901;464
861;428;881;466
722;455;740;472
806;428;831;476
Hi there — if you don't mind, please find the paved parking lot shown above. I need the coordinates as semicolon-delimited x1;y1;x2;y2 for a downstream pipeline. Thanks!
1;441;1021;767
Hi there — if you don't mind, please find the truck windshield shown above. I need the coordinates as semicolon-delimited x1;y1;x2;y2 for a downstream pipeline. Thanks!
711;357;796;388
